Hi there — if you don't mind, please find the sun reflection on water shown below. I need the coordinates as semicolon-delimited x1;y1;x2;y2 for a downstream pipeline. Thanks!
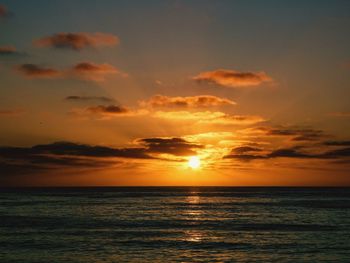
183;192;205;242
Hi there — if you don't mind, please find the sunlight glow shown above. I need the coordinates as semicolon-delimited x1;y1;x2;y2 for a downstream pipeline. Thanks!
188;156;201;169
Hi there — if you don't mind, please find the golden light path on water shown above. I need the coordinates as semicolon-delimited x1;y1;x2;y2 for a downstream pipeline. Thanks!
184;193;203;242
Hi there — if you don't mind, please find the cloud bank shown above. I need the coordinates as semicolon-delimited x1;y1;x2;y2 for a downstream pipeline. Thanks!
34;32;119;50
193;69;272;87
140;95;236;108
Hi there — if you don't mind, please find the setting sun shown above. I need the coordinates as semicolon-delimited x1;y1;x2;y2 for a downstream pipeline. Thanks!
188;156;201;169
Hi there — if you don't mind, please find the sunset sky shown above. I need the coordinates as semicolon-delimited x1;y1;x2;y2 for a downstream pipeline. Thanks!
1;0;350;186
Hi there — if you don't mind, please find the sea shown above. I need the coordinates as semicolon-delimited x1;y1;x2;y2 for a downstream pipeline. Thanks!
0;187;349;262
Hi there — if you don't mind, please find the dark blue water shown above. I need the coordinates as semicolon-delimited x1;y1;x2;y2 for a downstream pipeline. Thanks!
0;187;350;262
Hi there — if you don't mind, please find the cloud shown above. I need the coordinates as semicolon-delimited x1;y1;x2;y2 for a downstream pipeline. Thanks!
0;5;10;18
270;128;325;142
71;62;124;81
86;105;130;115
138;137;204;156
324;141;350;146
140;95;236;108
0;46;20;55
193;69;273;88
231;146;263;154
16;62;124;81
16;64;62;78
34;32;119;50
0;109;23;116
154;110;265;125
0;138;203;176
70;104;147;119
245;126;327;142
224;146;350;161
65;95;115;103
29;141;152;159
0;141;153;177
327;112;350;118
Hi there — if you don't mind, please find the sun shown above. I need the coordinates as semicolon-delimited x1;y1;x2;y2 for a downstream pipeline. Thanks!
188;156;201;169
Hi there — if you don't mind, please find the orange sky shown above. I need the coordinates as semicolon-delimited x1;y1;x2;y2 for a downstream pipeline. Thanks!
0;1;350;186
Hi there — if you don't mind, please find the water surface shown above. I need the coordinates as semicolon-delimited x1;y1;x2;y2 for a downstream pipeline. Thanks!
0;187;349;262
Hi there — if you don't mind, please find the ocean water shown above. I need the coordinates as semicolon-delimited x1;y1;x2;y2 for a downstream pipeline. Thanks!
0;187;350;262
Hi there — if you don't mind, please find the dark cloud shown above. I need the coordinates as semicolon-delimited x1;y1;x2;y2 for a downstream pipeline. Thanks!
0;5;11;18
0;142;152;160
0;138;202;176
140;95;236;108
223;154;266;161
71;62;123;81
70;104;144;119
253;126;327;142
231;146;263;154
268;148;313;158
86;105;130;115
324;141;350;146
0;46;20;55
16;64;62;78
225;146;350;161
65;95;115;103
0;142;152;177
139;137;204;156
34;32;119;50
322;147;350;159
193;69;273;88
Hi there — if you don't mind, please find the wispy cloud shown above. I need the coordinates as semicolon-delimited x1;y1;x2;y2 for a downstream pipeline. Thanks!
0;109;23;116
16;62;124;81
242;126;327;142
16;64;62;78
70;104;147;119
0;46;21;55
224;146;350;161
65;95;115;103
140;95;236;108
327;112;350;118
154;110;265;125
193;69;273;88
71;62;126;81
34;32;119;50
0;5;11;18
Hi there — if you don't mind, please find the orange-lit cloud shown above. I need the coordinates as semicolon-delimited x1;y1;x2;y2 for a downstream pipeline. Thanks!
0;46;18;55
0;5;9;17
16;64;62;78
138;137;204;156
16;62;124;81
71;62;125;81
154;110;265;125
34;32;119;50
140;95;236;108
193;69;273;87
0;137;204;177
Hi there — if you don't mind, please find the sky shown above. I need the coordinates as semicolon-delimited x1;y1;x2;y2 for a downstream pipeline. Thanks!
0;0;350;186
